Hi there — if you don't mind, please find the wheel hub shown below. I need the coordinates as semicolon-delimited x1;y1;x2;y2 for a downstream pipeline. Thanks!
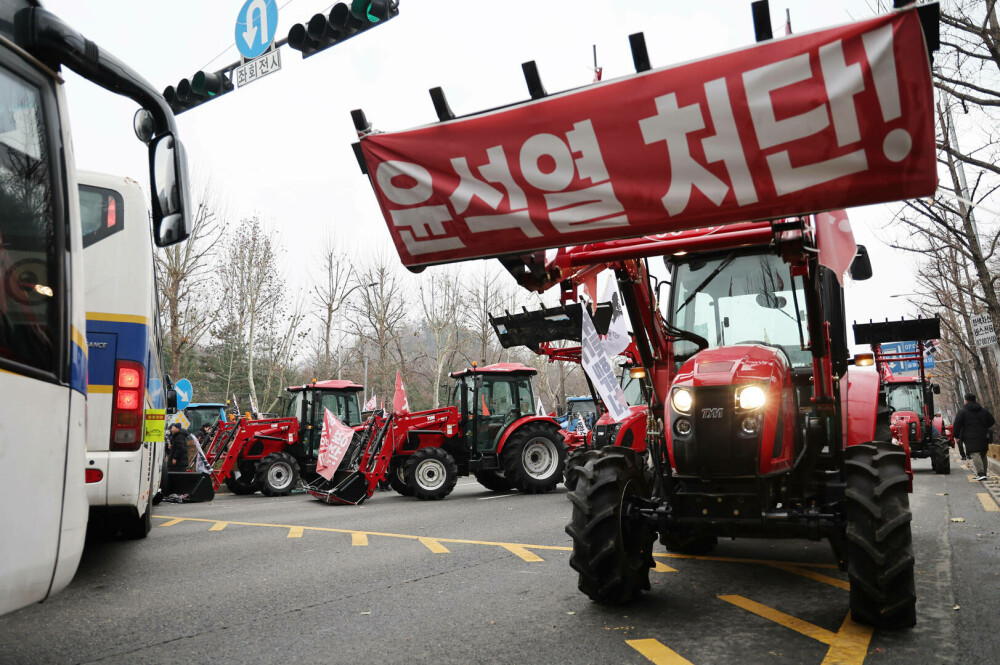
522;438;558;479
268;462;293;491
416;459;446;490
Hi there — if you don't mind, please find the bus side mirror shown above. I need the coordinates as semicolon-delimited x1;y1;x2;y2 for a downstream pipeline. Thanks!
149;132;192;247
849;245;873;281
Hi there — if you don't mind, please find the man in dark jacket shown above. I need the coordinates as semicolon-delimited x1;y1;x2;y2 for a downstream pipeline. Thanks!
953;393;995;481
168;423;190;471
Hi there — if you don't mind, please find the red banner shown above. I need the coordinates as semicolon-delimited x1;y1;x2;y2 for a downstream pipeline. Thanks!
359;9;935;268
316;408;355;481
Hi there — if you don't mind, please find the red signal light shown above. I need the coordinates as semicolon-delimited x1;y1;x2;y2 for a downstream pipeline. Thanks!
107;197;117;227
85;468;104;483
118;366;141;388
117;389;140;410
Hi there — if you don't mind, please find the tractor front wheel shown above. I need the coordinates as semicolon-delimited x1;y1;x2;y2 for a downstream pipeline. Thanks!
389;459;415;497
474;469;512;492
931;439;951;475
404;447;458;501
255;452;300;497
502;423;566;494
566;448;655;604
563;448;589;492
845;440;916;629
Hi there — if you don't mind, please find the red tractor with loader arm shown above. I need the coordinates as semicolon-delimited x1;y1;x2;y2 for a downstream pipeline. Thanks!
347;0;939;629
202;380;365;496
490;302;651;489
853;317;953;477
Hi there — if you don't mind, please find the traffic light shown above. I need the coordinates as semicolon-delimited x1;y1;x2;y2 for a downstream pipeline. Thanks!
287;1;398;58
164;69;234;114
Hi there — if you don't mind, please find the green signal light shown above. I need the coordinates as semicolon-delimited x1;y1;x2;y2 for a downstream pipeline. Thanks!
365;3;380;22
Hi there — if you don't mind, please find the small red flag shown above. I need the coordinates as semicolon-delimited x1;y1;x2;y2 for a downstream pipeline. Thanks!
393;371;410;414
316;408;355;480
815;210;857;286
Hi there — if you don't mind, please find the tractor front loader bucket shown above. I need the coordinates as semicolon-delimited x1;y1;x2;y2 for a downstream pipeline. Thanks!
308;413;395;506
491;302;613;351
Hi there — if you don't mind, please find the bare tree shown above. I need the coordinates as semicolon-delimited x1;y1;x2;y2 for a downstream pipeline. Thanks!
311;237;356;378
419;268;464;407
351;253;410;402
155;177;227;379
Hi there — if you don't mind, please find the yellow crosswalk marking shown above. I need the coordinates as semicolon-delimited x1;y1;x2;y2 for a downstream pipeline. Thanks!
287;526;303;538
719;595;873;665
769;564;850;591
501;544;544;562
418;537;450;553
157;518;184;527
978;493;999;512
209;521;228;531
626;639;695;665
351;532;369;546
654;561;677;573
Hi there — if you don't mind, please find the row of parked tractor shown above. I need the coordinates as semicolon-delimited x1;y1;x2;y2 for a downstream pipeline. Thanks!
173;303;636;507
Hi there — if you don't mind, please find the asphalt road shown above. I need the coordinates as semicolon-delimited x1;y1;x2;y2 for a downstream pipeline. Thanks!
1;451;997;665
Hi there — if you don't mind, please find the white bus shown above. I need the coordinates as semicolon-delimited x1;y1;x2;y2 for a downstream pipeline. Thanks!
0;1;191;616
80;172;167;539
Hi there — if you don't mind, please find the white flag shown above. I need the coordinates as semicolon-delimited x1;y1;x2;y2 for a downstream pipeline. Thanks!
575;414;589;434
536;397;545;416
603;291;630;358
581;308;631;422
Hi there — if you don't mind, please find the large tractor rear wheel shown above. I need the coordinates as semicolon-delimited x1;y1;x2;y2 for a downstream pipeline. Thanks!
563;448;587;492
474;469;512;492
931;439;951;475
566;448;655;604
404;447;458;501
845;440;916;629
502;423;566;494
389;459;415;497
255;452;300;497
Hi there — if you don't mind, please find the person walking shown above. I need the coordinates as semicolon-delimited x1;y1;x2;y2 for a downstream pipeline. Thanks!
168;422;190;471
953;393;995;481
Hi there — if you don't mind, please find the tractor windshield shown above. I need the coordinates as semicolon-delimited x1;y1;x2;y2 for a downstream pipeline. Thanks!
887;383;923;413
670;252;810;367
316;390;362;427
567;399;596;416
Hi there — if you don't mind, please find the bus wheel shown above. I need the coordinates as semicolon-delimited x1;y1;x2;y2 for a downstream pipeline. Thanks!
123;491;153;540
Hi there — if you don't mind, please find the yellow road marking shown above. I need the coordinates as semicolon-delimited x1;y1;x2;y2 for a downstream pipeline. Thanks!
288;526;303;538
822;613;874;665
351;532;368;546
769;564;850;591
719;595;837;644
153;516;838;571
418;537;450;554
654;561;677;573
978;493;999;512
626;639;695;665
720;595;872;665
501;544;544;562
209;521;228;531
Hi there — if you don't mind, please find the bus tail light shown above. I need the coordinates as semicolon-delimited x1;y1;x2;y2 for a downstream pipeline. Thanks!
111;360;144;451
85;468;104;483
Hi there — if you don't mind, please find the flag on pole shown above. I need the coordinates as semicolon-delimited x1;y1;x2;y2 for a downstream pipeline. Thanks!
393;371;410;414
784;8;792;35
363;394;377;411
316;408;356;481
231;393;240;416
575;414;589;435
536;397;545;416
249;393;260;419
815;210;858;286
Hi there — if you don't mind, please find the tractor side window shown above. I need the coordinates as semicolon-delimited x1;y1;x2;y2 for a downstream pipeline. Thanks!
0;66;57;376
485;380;514;416
515;378;532;416
621;373;644;406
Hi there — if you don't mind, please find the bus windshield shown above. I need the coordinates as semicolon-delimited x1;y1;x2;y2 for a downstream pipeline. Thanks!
670;252;810;367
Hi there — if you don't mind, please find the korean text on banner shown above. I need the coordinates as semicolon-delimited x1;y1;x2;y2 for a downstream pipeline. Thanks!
359;9;935;268
316;408;355;481
582;309;631;422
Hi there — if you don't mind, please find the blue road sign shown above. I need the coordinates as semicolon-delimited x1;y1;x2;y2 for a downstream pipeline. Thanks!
880;341;935;373
235;0;279;60
174;379;193;411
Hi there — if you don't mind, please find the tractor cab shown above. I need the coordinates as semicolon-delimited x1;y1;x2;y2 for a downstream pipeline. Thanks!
280;380;364;459
560;397;598;431
449;364;537;457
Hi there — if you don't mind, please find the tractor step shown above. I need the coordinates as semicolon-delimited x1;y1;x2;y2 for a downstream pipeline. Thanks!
469;452;501;472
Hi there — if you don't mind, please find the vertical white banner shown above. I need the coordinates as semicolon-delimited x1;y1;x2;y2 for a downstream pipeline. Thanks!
581;308;631;422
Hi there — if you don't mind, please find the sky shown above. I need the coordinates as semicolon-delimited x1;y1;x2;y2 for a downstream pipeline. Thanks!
45;0;935;351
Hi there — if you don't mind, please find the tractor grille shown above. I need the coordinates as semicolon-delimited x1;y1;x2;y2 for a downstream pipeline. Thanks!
592;424;617;448
672;385;759;479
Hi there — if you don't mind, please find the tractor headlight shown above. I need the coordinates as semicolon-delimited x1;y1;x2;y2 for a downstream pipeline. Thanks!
737;385;767;410
675;417;693;436
671;388;693;414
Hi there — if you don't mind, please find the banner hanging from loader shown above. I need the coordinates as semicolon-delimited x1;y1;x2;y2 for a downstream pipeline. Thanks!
358;8;935;268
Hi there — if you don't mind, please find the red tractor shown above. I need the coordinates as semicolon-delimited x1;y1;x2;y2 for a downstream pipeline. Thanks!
202;380;365;496
382;362;569;500
854;318;953;477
